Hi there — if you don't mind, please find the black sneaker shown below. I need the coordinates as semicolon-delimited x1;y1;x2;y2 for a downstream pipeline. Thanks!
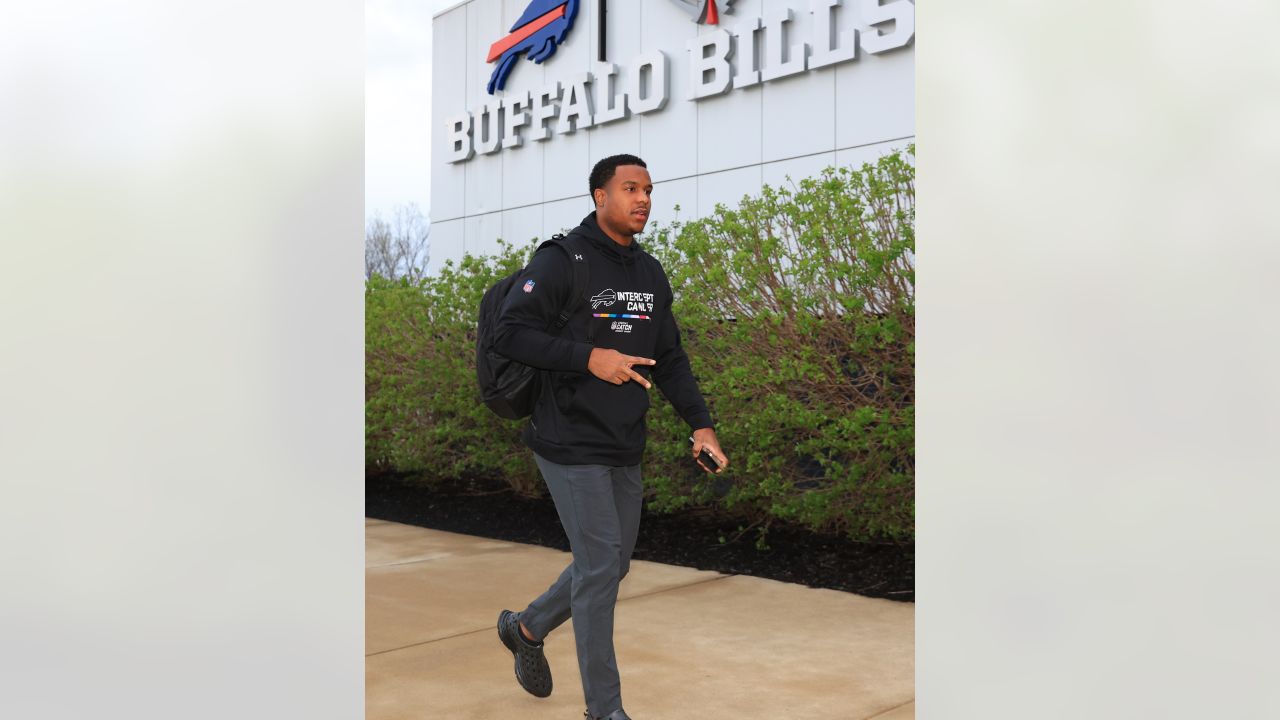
497;609;552;698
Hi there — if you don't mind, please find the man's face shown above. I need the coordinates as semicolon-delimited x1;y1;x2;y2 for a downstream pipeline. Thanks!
595;165;653;236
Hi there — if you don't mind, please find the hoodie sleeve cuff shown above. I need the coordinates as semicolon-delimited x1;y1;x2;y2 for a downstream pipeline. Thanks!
686;413;714;433
570;342;594;374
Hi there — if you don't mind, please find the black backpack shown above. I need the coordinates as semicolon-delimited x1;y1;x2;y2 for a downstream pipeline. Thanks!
475;232;591;419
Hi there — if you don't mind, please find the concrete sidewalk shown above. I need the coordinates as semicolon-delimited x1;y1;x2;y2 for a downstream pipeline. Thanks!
366;518;914;719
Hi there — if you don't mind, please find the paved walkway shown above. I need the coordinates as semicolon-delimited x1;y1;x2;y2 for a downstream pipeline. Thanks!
366;518;914;719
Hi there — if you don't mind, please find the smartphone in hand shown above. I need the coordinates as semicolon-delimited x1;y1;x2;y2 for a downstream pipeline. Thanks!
689;436;722;473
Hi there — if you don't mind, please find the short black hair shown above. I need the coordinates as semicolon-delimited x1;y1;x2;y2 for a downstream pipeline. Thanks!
589;154;648;201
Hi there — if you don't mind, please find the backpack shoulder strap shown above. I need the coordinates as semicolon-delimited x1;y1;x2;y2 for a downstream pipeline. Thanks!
537;232;591;331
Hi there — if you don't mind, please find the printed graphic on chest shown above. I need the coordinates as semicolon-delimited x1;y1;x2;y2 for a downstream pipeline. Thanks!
590;288;655;319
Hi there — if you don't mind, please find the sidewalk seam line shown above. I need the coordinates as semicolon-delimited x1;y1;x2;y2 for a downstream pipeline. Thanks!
366;547;567;570
863;697;914;720
366;556;468;569
365;574;737;658
367;627;493;658
613;573;736;604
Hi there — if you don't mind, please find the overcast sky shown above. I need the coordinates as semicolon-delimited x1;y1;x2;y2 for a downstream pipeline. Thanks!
365;0;460;223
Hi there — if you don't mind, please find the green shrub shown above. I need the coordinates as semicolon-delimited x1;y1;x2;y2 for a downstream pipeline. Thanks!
365;241;543;494
365;147;914;541
642;147;915;541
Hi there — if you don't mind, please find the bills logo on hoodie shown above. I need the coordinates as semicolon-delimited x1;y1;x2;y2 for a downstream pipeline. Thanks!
590;289;616;309
591;289;654;319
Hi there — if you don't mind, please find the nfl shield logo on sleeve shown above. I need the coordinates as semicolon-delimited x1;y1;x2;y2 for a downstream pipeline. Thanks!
523;279;536;293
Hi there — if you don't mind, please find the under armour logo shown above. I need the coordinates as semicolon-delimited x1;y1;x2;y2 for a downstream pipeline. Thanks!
574;254;583;261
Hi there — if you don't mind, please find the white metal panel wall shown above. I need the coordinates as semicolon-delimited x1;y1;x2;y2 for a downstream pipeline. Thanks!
464;210;503;259
836;137;911;170
648;176;698;231
430;9;467;222
636;1;700;184
538;0;592;203
430;218;466;271
760;3;838;163
694;0;764;175
697;4;764;177
835;6;914;148
501;204;542;251
698;164;762;219
586;2;642;167
499;42;546;213
462;1;504;219
429;0;915;273
542;195;590;240
762;150;838;191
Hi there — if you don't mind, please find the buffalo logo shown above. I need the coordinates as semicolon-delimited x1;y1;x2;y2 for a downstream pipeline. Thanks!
590;288;617;309
487;0;581;94
667;0;733;24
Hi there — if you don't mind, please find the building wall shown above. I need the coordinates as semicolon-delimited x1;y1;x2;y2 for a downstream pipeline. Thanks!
430;0;915;272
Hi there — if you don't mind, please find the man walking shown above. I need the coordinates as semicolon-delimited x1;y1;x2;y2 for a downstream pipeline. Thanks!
491;154;729;720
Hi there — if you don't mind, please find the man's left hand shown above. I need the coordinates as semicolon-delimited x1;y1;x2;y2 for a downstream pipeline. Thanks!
692;427;729;474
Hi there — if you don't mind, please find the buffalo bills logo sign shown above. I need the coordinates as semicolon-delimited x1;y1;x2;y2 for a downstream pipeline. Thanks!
486;0;581;94
667;0;733;25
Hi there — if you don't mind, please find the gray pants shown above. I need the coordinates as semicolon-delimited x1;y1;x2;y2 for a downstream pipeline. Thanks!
519;454;644;718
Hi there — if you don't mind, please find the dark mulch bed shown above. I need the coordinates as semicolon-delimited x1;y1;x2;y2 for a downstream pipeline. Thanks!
366;471;913;602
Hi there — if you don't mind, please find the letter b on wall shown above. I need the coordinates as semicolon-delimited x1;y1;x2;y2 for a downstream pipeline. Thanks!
445;113;474;163
688;29;733;99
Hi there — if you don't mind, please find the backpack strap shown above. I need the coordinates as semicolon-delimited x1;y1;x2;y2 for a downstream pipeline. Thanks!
535;232;592;339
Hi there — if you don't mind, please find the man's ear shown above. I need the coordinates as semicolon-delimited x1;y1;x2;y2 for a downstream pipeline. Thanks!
593;188;604;208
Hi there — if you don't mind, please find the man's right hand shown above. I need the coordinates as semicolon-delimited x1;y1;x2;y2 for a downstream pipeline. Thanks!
587;348;655;389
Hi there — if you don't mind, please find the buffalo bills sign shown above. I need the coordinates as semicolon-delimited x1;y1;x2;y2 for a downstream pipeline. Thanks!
487;0;580;94
445;0;914;164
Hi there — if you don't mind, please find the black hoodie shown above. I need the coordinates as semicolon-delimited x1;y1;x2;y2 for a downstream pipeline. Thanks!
492;212;713;466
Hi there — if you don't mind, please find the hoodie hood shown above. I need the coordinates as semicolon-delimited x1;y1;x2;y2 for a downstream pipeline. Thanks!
579;212;642;266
